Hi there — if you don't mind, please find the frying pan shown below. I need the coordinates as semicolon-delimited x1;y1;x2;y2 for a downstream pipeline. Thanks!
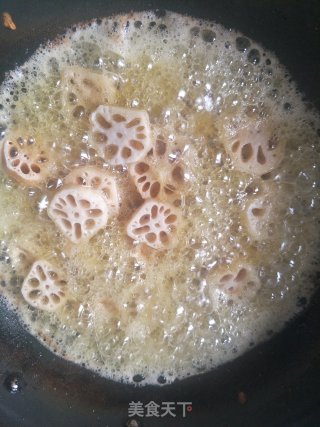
0;1;320;426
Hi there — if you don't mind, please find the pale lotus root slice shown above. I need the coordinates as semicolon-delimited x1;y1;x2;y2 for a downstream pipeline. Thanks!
90;105;152;165
129;159;184;201
61;66;117;118
2;135;49;186
244;195;273;240
226;125;285;176
214;262;261;300
47;186;109;243
92;297;120;327
64;165;119;214
127;200;180;250
21;260;68;312
129;133;185;201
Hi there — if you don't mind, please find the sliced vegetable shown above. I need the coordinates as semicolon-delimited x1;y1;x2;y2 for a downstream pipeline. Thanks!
245;195;272;240
2;134;49;185
47;185;109;243
61;66;117;118
129;133;184;202
225;125;285;176
127;200;180;250
213;261;261;300
21;260;67;312
90;105;152;165
64;165;119;214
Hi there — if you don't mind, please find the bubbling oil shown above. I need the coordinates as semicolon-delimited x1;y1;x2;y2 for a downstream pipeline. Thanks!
0;11;319;385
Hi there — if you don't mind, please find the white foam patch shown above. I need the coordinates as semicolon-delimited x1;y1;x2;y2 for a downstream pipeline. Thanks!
0;11;319;386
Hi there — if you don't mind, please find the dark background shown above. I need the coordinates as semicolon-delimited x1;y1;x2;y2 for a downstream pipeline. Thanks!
0;1;320;426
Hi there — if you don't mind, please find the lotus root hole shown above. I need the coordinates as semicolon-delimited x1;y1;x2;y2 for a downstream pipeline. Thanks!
126;118;141;128
136;133;146;140
48;271;58;280
11;159;20;167
51;294;61;304
220;274;233;282
97;114;112;129
164;184;176;194
165;214;177;224
62;219;72;229
105;144;118;159
141;182;150;193
140;214;150;225
66;194;77;207
112;114;126;123
151;205;158;218
85;219;96;230
31;164;41;173
80;199;91;209
172;165;184;183
91;177;101;187
235;268;247;282
94;132;108;143
88;209;103;217
29;278;40;288
241;144;253;162
133;225;150;235
150;182;161;198
232;140;240;152
135;162;149;174
121;147;132;159
53;209;68;218
252;207;265;217
257;146;266;164
36;265;46;281
75;223;82;239
146;232;157;243
138;176;147;184
9;147;18;158
29;290;41;300
130;139;144;150
160;231;169;244
20;163;30;174
155;138;167;156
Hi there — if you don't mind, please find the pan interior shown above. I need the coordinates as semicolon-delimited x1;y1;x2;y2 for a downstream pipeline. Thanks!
0;10;319;386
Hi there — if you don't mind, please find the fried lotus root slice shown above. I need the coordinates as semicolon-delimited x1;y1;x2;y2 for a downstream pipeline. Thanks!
93;297;120;325
129;159;184;201
64;165;119;214
47;186;109;243
226;125;285;176
127;200;180;250
61;66;117;118
245;195;272;240
90;105;152;165
21;260;68;312
129;133;185;201
2;135;49;185
215;263;260;299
